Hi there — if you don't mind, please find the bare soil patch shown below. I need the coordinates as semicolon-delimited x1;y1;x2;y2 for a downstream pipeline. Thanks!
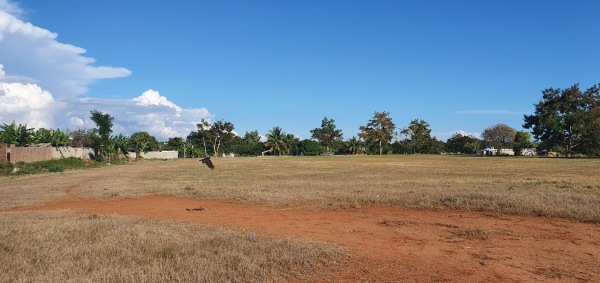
11;194;600;282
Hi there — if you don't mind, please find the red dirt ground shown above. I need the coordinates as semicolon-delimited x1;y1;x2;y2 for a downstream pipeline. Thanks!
10;191;600;282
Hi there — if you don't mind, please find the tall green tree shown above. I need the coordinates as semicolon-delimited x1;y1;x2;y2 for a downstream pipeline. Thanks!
129;132;159;158
265;126;287;156
482;124;516;154
197;119;236;157
358;111;396;155
296;139;324;156
512;131;535;156
310;117;343;155
446;133;481;154
579;105;600;156
165;137;185;157
89;110;114;142
0;121;34;146
89;110;114;160
229;131;265;156
391;139;411;154
401;119;436;154
523;83;599;157
186;130;209;157
284;134;301;155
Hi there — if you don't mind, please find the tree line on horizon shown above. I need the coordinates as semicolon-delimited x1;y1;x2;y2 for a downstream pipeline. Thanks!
1;83;599;159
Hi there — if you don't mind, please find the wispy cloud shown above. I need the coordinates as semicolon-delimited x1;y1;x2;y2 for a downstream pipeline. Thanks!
0;0;21;17
455;110;527;115
0;5;131;97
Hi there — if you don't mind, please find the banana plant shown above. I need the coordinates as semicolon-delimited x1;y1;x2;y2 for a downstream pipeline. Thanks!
0;121;34;146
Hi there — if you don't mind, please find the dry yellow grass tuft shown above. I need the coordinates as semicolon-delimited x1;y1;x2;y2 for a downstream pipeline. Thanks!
0;211;344;282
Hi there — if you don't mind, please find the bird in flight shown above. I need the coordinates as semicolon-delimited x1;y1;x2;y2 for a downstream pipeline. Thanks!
200;156;214;170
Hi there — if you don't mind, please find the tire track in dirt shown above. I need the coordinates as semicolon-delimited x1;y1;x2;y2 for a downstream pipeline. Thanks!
8;194;600;282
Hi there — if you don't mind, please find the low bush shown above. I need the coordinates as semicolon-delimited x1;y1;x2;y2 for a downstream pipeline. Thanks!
0;161;13;174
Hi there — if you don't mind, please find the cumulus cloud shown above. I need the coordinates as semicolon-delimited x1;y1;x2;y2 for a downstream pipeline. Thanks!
0;5;131;97
0;80;213;140
0;79;55;129
133;89;182;111
73;90;213;141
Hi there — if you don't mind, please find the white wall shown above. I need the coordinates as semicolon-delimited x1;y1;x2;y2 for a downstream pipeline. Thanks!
52;147;95;159
126;151;178;159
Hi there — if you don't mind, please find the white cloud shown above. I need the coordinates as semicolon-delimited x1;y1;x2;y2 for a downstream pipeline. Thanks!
133;89;182;111
0;0;21;17
0;80;55;129
0;82;213;140
0;6;131;97
60;90;213;141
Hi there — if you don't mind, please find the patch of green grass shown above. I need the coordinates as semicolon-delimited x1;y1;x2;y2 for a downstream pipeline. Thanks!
7;157;97;175
0;161;13;174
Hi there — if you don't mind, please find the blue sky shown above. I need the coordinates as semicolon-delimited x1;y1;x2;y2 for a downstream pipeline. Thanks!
1;0;599;141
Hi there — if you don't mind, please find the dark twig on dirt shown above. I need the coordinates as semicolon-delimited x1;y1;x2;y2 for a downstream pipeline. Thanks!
186;207;205;211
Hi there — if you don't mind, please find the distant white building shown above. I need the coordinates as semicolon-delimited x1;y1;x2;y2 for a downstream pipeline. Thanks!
481;147;538;156
520;148;537;156
482;147;515;156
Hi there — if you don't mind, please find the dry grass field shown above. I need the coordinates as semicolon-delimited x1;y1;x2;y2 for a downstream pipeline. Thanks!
0;211;342;282
1;155;600;282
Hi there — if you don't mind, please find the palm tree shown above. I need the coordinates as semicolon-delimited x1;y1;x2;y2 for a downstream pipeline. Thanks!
283;133;300;155
347;136;358;155
265;127;288;156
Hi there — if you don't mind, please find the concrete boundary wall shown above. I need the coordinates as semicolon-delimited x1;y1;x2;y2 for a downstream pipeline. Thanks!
52;147;95;159
1;143;95;163
1;143;177;163
11;145;53;163
126;151;178;159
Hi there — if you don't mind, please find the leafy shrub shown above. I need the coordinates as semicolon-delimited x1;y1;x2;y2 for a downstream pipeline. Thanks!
0;161;13;174
10;158;93;175
48;165;64;173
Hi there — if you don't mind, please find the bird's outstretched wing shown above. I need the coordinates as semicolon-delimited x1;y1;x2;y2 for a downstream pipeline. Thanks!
200;157;215;170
